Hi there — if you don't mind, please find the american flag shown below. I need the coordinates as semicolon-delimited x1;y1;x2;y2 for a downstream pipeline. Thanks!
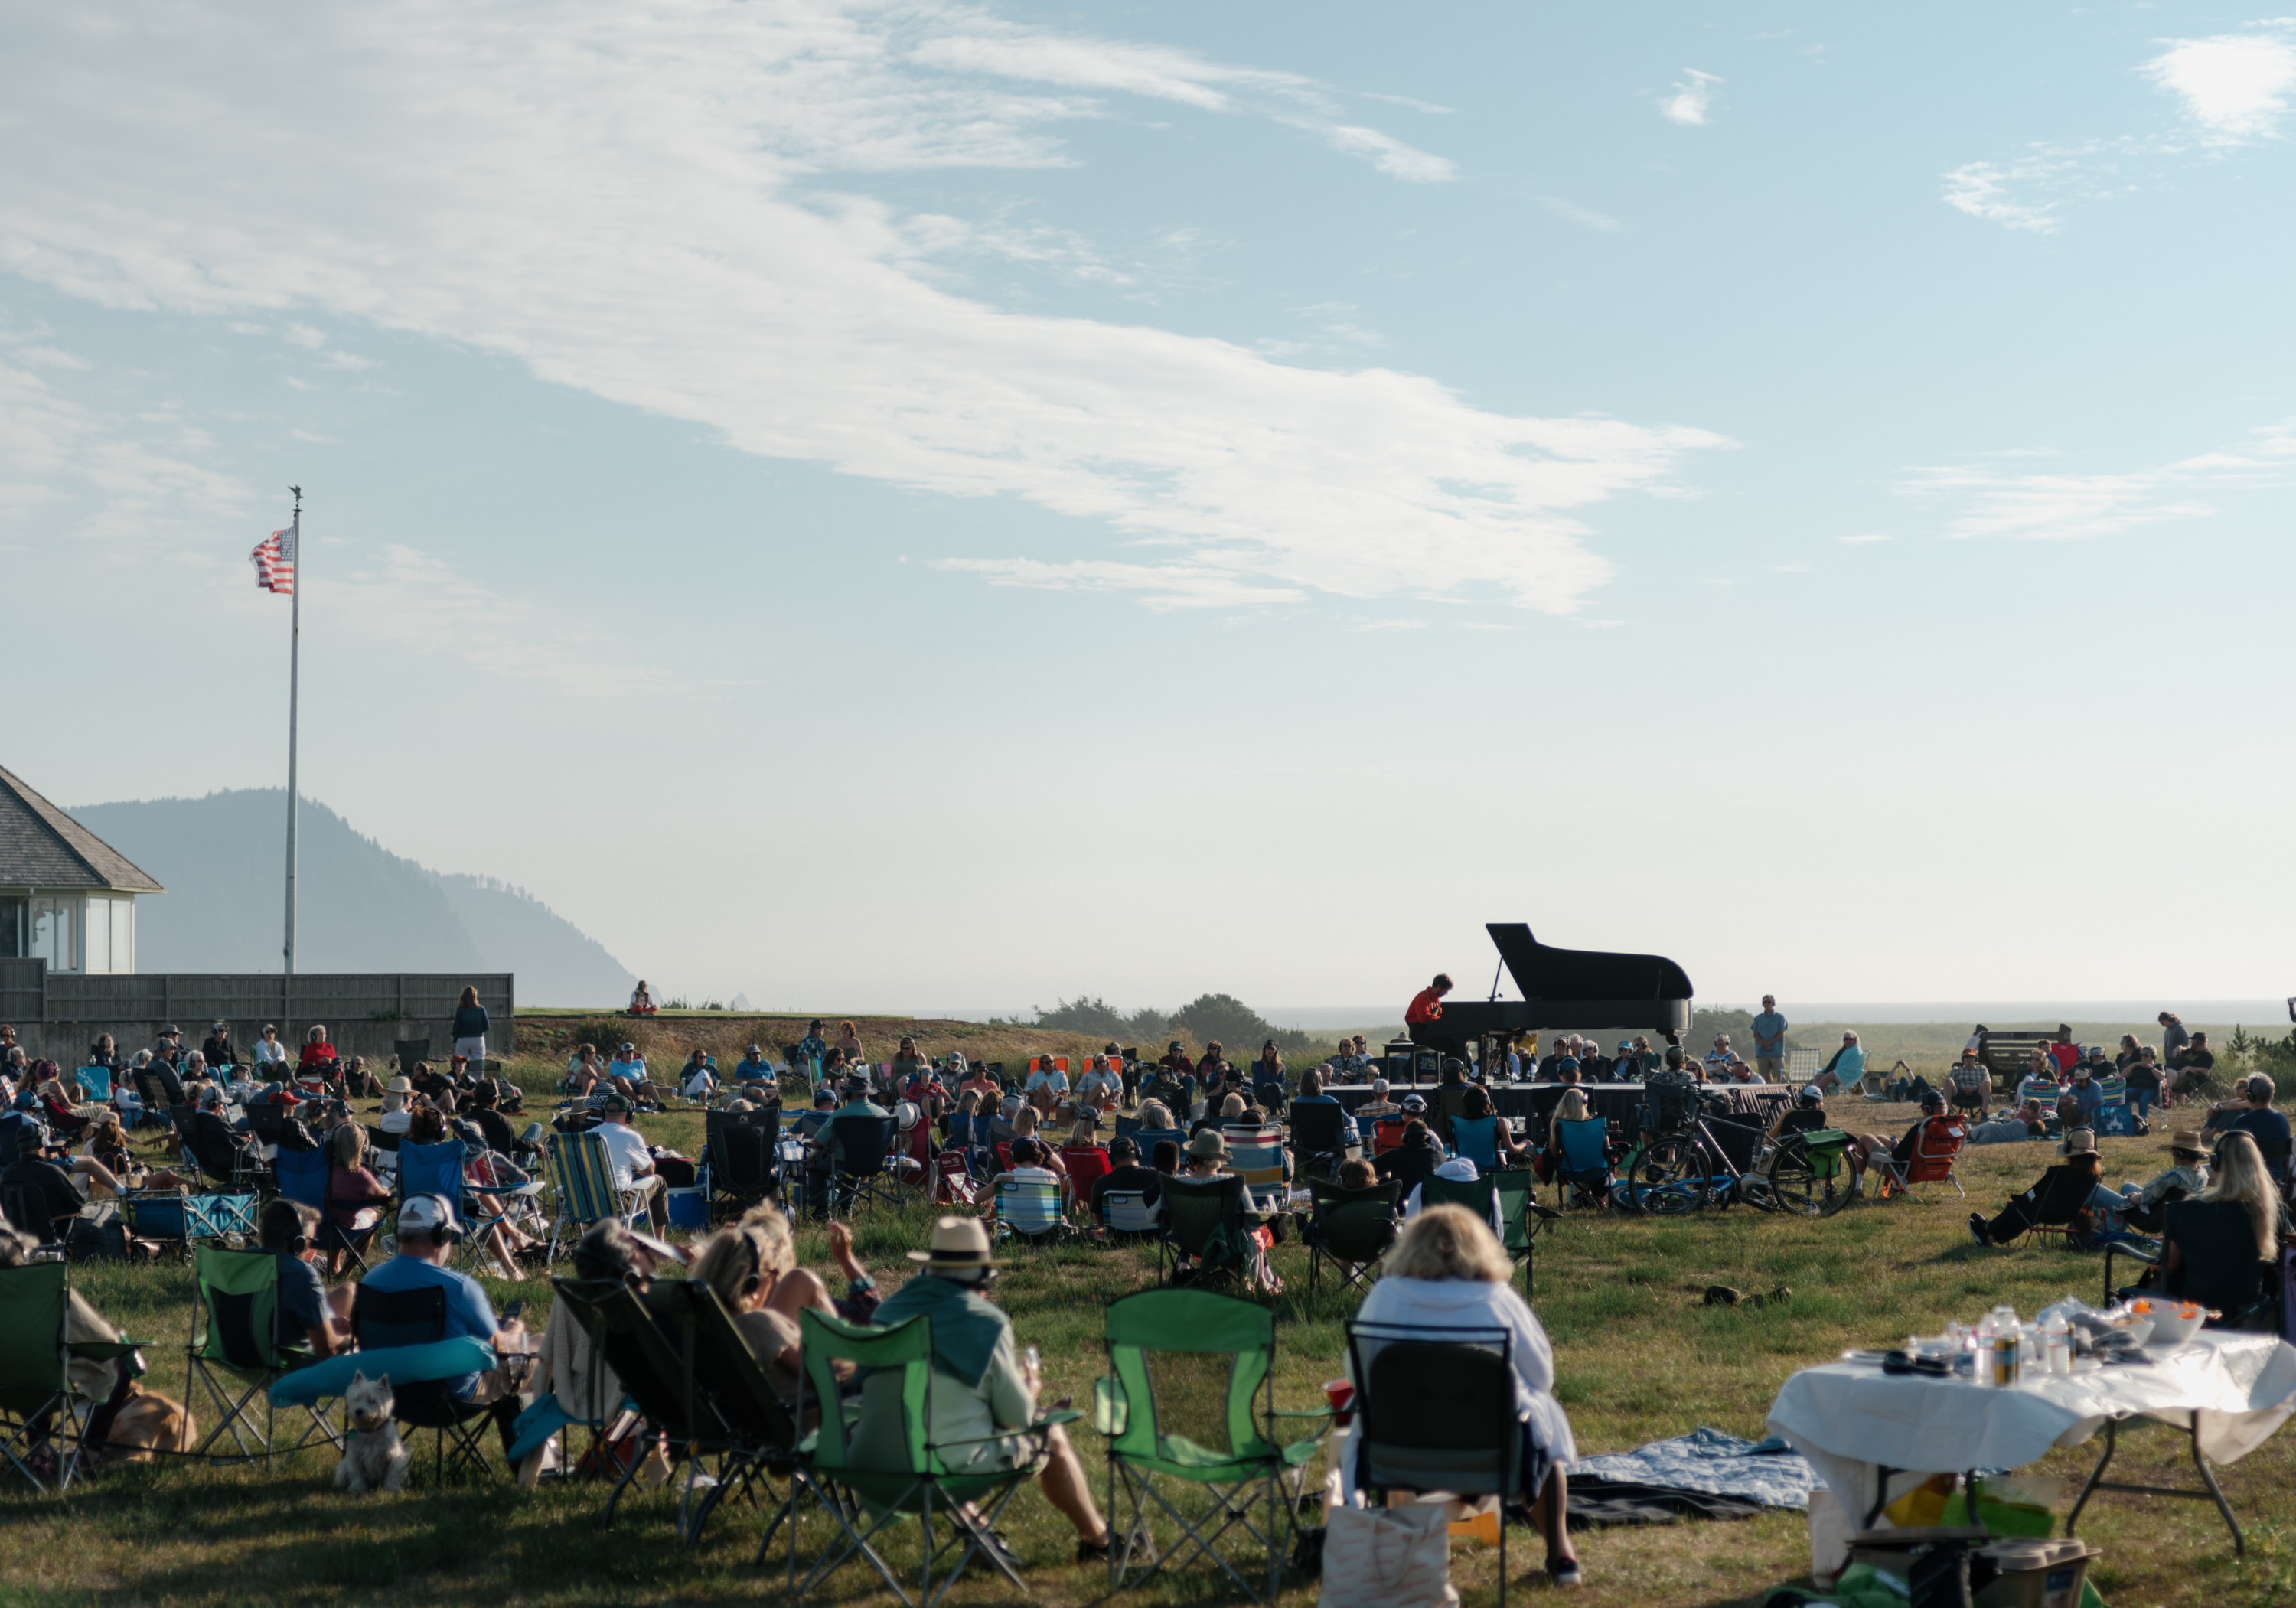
249;527;296;595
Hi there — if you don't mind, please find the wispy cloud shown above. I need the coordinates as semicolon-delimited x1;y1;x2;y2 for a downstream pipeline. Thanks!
1838;532;1891;545
1534;195;1623;232
1902;422;2296;540
1661;69;1721;126
1944;26;2296;232
0;2;1719;615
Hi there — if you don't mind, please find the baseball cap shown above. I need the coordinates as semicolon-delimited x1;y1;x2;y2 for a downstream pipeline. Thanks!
398;1193;455;1236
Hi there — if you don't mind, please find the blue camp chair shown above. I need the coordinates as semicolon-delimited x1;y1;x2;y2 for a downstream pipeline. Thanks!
272;1145;370;1274
398;1140;530;1273
1551;1117;1613;1208
73;1067;112;1104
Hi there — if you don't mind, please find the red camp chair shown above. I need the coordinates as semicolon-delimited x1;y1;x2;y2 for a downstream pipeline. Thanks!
1061;1145;1111;1209
1371;1119;1408;1157
1876;1117;1966;1199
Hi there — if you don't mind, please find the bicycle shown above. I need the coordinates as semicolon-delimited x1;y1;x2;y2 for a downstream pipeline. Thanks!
1613;1094;1783;1215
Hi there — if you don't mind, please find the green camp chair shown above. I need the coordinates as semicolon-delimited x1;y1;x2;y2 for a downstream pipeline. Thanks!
184;1245;341;1463
545;1130;638;1262
1417;1169;1554;1297
795;1307;1080;1608
1303;1176;1398;1297
0;1261;139;1493
1094;1288;1332;1603
1155;1173;1252;1289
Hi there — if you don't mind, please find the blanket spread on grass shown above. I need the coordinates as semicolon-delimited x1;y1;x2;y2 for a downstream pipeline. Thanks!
1570;1427;1820;1513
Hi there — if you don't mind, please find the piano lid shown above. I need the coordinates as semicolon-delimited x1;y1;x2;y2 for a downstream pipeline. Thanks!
1486;922;1693;1006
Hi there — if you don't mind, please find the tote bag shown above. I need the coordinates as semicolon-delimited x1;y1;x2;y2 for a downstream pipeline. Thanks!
1317;1502;1456;1608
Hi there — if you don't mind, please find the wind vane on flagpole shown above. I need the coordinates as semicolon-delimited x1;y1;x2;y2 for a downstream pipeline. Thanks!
249;489;305;1013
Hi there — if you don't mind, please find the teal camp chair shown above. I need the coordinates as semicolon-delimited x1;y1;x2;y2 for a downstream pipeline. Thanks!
795;1308;1080;1608
1094;1288;1331;1603
0;1261;139;1492
73;1067;112;1104
1416;1169;1554;1292
184;1245;341;1463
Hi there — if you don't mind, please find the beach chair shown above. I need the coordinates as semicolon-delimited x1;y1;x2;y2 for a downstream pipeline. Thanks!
1550;1115;1614;1209
1302;1176;1397;1297
350;1283;501;1485
1061;1144;1112;1209
992;1178;1069;1245
1124;1127;1186;1166
1871;1118;1967;1200
0;1261;139;1492
1094;1288;1331;1604
545;1130;642;1262
183;1244;341;1464
398;1139;537;1274
1344;1321;1525;1608
1225;1128;1287;1197
796;1307;1079;1607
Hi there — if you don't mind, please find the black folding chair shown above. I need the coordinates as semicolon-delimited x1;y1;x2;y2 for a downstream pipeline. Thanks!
825;1114;902;1216
350;1283;500;1484
1345;1322;1525;1607
1993;1165;2101;1248
650;1279;817;1567
1287;1102;1349;1182
705;1107;781;1221
1303;1176;1398;1297
585;1280;742;1541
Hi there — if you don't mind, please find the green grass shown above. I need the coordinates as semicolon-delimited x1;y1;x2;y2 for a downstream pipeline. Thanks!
8;1098;2294;1606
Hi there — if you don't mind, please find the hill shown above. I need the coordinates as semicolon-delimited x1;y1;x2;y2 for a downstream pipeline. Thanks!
69;789;636;1006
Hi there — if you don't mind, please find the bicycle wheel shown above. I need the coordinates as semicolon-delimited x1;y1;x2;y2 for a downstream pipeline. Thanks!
1621;1137;1708;1215
1736;1171;1781;1212
1765;1145;1820;1216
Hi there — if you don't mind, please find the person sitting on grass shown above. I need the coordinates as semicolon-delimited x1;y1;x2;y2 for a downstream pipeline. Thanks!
854;1217;1118;1565
1351;1205;1582;1587
628;980;657;1016
1842;1091;1954;1197
1967;1098;2045;1144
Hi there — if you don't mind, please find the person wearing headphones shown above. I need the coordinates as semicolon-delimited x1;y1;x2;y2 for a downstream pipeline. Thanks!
260;1197;351;1357
360;1192;530;1444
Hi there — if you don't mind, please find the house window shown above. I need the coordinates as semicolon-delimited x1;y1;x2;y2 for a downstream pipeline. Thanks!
0;896;23;958
28;898;74;973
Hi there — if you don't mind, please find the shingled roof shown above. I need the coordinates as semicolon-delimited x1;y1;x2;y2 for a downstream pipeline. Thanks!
0;766;165;893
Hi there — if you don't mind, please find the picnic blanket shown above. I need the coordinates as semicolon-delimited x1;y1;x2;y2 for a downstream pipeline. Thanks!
1567;1426;1819;1526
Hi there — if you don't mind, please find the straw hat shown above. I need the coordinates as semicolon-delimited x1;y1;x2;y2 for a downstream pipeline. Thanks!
2058;1128;2098;1156
2164;1129;2207;1156
1186;1130;1229;1162
905;1215;1001;1267
385;1076;413;1094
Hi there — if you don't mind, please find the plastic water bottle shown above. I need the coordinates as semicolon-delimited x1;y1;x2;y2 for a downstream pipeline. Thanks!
1971;1313;1997;1387
2040;1314;2071;1375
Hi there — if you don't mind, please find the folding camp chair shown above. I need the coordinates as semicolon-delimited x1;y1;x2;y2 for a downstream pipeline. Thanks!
1098;1189;1163;1241
1370;1118;1408;1157
2103;1199;2280;1327
1871;1118;1968;1200
579;1280;750;1545
184;1245;341;1463
1124;1127;1186;1166
1303;1176;1397;1297
546;1130;638;1263
1156;1173;1252;1289
797;1307;1079;1608
271;1145;370;1274
650;1280;815;1564
1094;1287;1331;1604
72;1067;112;1105
1344;1321;1525;1608
351;1283;502;1484
1417;1170;1544;1293
1994;1165;2106;1249
1287;1102;1348;1181
993;1178;1070;1245
705;1107;781;1221
1060;1145;1112;1208
1550;1115;1614;1209
0;1261;139;1492
826;1114;903;1217
397;1139;537;1274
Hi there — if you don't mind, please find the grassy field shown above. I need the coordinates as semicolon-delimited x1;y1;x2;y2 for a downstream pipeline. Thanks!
8;1084;2294;1608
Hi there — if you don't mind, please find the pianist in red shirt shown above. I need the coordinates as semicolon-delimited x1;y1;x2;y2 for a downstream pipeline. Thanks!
1406;974;1453;1026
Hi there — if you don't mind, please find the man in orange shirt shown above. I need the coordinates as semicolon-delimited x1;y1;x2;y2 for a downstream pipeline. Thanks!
1406;973;1453;1026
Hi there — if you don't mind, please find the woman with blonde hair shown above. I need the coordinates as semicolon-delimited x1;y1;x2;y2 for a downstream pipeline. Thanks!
690;1217;804;1404
1010;1105;1068;1178
2194;1131;2288;1264
1354;1205;1581;1584
1135;1097;1175;1132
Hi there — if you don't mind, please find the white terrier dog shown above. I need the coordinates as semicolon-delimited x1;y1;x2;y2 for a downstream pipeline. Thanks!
335;1372;410;1495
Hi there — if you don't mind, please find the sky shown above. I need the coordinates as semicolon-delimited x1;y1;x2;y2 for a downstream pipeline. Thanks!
4;2;2293;1015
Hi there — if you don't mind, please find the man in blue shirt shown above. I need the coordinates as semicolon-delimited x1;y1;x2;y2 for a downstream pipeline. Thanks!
360;1195;525;1435
733;1045;775;1092
2214;1075;2291;1177
794;1020;829;1071
1751;996;1788;1082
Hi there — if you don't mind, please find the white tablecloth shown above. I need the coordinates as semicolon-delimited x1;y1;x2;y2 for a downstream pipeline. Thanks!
1767;1332;2296;1522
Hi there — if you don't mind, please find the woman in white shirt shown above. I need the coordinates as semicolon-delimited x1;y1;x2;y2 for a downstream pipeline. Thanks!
1351;1205;1581;1586
253;1026;288;1071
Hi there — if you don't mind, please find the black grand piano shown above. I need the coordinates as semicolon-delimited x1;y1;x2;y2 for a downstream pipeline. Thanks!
1409;922;1694;1064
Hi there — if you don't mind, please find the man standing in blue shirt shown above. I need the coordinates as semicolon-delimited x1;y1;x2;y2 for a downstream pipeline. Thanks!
358;1194;527;1448
1751;996;1788;1084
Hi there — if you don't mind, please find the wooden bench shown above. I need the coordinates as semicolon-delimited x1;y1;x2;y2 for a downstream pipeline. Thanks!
1975;1030;2071;1087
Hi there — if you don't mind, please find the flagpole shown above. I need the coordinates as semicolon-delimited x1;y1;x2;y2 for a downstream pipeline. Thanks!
283;487;302;1029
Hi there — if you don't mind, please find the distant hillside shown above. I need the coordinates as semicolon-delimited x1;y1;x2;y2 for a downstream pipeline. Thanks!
70;790;636;1006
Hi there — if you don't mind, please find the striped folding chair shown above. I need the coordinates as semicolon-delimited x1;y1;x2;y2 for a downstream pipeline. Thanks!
545;1130;634;1264
993;1178;1070;1244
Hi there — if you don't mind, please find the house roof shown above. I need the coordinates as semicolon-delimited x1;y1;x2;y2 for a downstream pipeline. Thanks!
0;767;165;894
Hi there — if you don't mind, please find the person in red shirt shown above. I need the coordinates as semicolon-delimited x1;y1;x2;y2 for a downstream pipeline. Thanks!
1406;974;1454;1026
